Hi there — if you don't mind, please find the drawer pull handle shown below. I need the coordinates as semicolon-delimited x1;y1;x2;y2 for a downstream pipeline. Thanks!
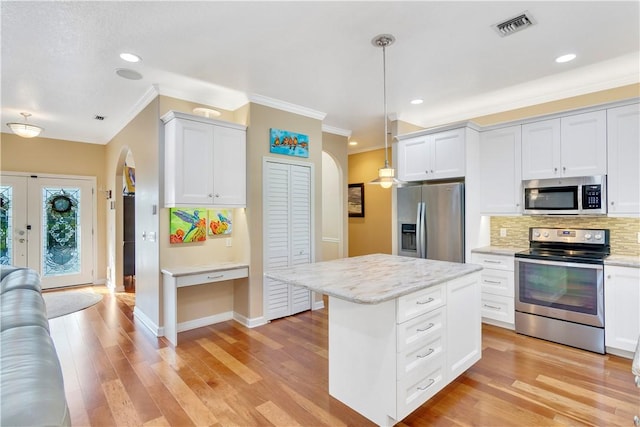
417;379;435;391
207;274;225;279
482;279;501;284
416;323;435;332
483;304;501;310
417;348;435;359
484;260;501;264
416;297;435;305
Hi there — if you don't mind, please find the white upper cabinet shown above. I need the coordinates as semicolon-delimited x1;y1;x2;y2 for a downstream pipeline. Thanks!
521;110;606;179
398;128;465;182
607;103;640;216
162;111;246;208
479;125;522;214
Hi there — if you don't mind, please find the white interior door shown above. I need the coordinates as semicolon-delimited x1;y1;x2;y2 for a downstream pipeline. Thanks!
1;174;95;289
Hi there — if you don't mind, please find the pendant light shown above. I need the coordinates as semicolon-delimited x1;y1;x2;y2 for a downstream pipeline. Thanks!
6;112;43;138
369;34;402;189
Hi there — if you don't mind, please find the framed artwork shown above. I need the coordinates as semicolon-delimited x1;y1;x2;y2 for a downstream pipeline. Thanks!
169;208;207;243
269;128;309;158
208;209;233;235
348;183;365;217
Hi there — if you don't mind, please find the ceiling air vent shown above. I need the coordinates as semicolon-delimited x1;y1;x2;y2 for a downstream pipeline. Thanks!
493;12;535;37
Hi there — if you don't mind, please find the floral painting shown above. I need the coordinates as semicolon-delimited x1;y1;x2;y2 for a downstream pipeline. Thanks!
169;208;207;243
208;209;232;235
269;128;309;158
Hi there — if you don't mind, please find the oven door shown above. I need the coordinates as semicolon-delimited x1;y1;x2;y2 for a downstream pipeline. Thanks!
515;258;604;327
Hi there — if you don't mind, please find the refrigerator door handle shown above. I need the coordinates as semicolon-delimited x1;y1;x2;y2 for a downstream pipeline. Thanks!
421;201;427;259
417;202;426;258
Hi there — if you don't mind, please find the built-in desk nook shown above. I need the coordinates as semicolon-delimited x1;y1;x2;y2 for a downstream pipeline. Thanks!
161;263;248;346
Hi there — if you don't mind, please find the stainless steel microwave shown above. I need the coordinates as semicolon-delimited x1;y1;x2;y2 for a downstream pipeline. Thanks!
522;176;607;215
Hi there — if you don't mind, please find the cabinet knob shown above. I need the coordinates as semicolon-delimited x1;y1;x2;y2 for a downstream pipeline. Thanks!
563;166;566;172
425;170;429;174
554;167;558;173
611;201;615;206
208;193;213;198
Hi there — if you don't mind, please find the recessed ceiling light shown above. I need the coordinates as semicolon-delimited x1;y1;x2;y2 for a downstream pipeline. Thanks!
349;141;358;146
120;52;141;63
115;68;143;80
193;107;221;118
555;53;576;63
410;99;424;105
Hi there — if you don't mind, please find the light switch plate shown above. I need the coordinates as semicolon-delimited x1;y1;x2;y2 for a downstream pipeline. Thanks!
500;228;507;237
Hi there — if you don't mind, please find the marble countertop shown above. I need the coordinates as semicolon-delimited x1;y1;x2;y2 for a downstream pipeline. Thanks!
471;246;527;256
604;255;640;268
161;262;249;277
264;253;482;304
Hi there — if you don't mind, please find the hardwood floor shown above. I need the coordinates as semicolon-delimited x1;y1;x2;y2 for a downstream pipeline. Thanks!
48;287;638;426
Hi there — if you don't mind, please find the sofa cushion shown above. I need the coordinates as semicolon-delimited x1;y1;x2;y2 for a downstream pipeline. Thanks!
0;268;41;294
0;288;49;332
0;325;71;426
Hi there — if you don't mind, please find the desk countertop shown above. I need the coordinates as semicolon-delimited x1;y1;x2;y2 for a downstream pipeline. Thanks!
161;262;249;277
264;253;481;304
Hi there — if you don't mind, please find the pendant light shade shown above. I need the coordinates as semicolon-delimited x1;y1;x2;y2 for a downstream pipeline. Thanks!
6;113;43;138
369;34;402;188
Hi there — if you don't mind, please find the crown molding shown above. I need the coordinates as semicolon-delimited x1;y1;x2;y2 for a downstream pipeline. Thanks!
322;124;351;137
249;94;326;120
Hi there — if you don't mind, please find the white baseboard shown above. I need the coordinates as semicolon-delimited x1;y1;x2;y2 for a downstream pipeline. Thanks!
93;278;107;285
605;346;634;359
133;307;162;337
177;311;234;333
233;312;268;328
312;300;325;310
481;317;515;330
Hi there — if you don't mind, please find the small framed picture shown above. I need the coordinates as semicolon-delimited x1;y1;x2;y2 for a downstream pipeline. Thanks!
348;183;365;217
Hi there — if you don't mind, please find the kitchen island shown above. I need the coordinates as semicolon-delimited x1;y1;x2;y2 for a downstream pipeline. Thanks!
264;253;482;426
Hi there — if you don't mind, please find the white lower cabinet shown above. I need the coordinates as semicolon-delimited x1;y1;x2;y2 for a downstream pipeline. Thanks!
328;272;481;426
471;252;515;328
605;265;640;353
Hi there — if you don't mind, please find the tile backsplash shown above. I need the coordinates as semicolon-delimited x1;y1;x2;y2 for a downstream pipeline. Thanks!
490;216;640;256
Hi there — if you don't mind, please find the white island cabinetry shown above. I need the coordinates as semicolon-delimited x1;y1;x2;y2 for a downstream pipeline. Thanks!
265;254;482;426
162;110;246;208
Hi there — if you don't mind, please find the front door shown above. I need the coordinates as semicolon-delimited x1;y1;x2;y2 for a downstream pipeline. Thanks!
0;174;95;289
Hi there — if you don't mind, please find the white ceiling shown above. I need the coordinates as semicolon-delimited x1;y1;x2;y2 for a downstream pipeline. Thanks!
2;1;639;153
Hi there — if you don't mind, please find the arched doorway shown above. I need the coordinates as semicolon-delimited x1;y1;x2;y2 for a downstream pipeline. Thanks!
321;151;344;260
122;150;136;292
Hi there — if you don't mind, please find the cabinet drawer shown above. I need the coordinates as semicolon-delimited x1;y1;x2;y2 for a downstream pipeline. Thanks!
471;253;514;272
397;356;446;420
176;267;249;288
397;306;445;352
397;332;444;380
481;293;514;324
480;269;514;297
397;285;445;323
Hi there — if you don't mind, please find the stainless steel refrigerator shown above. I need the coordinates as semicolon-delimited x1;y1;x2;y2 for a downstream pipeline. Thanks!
397;181;464;262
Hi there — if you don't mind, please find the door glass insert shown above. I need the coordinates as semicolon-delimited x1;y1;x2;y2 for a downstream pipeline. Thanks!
42;187;81;277
0;186;12;265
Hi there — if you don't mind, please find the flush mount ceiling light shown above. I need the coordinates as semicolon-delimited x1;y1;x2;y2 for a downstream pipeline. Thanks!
6;112;43;138
369;34;403;189
192;107;222;118
349;140;358;146
119;52;141;63
410;99;424;105
556;53;577;63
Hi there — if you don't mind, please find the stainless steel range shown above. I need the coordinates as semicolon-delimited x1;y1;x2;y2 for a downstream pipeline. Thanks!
514;227;610;354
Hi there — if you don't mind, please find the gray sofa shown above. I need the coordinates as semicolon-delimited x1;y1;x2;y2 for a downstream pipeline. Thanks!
0;266;71;426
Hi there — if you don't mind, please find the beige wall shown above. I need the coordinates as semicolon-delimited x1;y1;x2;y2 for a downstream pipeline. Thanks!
104;98;161;325
0;132;107;280
348;148;393;256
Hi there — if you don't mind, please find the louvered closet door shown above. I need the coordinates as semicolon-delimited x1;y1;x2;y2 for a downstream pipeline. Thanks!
264;161;311;321
289;165;311;314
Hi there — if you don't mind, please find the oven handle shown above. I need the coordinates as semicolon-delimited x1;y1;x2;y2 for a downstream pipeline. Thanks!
515;257;603;271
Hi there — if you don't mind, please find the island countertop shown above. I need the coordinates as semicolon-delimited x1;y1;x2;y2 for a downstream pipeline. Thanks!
264;253;482;304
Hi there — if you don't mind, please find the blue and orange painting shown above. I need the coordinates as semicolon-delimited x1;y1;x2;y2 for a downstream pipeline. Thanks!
269;128;309;158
